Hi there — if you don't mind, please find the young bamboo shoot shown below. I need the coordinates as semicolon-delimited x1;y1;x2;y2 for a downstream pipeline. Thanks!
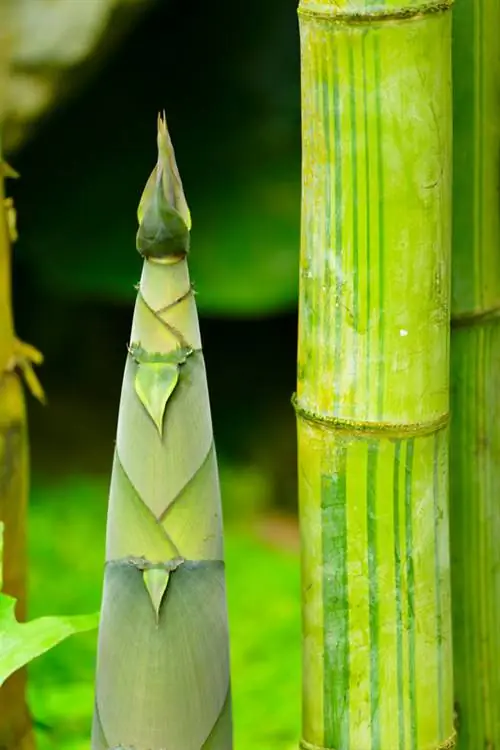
91;116;232;750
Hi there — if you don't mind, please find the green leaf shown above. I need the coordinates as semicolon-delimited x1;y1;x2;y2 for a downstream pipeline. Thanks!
0;594;98;686
1;509;98;684
134;361;180;437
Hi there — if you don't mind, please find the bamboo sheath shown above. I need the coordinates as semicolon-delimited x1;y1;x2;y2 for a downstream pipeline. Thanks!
92;120;232;750
296;1;454;748
450;0;500;746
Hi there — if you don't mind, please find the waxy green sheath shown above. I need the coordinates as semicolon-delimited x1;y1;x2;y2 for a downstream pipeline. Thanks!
91;117;232;750
450;0;500;746
296;1;454;748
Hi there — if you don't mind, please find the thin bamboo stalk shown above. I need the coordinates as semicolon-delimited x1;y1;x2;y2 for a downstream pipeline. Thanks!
0;180;35;750
91;116;232;750
296;1;454;748
0;9;40;747
450;0;500;746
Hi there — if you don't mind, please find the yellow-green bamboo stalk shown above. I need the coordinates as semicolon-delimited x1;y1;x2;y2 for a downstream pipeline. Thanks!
0;10;42;747
91;116;232;750
295;2;454;748
450;1;500;746
0;191;35;750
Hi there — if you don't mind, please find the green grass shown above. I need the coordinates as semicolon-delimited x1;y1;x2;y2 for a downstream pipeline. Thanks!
27;475;301;750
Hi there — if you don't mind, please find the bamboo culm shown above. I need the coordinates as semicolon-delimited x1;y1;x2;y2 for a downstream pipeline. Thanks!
0;173;36;750
296;1;454;748
450;0;500;745
91;116;232;750
0;11;43;742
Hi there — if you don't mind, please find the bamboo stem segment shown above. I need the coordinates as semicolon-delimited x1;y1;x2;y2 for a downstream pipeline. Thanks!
450;0;500;746
296;2;454;748
0;184;35;750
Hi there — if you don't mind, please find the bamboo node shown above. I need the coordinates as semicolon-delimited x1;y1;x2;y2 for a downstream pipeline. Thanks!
297;0;453;23
292;393;449;438
438;732;457;749
451;303;500;329
106;556;185;572
300;733;456;750
2;337;45;404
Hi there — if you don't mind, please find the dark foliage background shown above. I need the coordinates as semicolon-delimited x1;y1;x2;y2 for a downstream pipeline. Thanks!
12;0;301;513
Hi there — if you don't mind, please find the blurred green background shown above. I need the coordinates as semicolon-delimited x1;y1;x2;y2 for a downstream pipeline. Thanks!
6;0;303;747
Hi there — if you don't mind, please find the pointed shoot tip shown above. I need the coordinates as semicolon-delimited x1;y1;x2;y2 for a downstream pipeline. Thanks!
135;112;192;259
